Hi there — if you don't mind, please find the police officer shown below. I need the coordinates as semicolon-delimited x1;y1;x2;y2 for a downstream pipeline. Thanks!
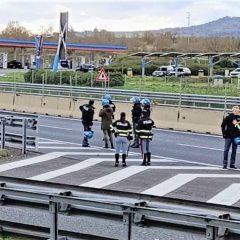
136;109;154;166
79;100;95;147
99;98;114;149
130;96;142;148
141;98;151;117
104;94;116;119
111;112;132;167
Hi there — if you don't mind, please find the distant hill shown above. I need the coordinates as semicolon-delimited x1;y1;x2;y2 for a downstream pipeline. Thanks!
76;16;240;38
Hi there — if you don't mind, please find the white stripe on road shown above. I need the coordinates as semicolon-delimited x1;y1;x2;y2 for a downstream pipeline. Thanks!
0;152;65;173
38;142;68;145
39;124;73;131
37;146;100;150
81;166;221;189
29;159;103;181
207;184;240;206
81;166;144;188
177;143;223;151
142;173;240;197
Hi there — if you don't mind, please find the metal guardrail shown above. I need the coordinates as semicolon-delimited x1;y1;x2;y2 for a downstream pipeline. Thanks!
0;82;240;110
0;116;37;153
0;183;240;240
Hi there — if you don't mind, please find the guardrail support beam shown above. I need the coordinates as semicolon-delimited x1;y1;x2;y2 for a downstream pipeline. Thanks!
0;118;6;149
206;225;215;240
122;210;132;240
49;201;59;240
22;118;27;154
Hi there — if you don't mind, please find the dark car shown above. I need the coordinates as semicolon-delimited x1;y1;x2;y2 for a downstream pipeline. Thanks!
76;64;95;72
7;60;22;69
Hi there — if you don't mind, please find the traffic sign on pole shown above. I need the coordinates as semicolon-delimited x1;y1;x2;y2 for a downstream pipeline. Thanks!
96;67;109;82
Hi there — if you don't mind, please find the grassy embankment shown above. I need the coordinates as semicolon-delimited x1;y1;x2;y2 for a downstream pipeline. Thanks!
0;71;239;97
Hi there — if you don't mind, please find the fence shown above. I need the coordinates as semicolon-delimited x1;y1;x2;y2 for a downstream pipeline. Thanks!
0;115;37;153
0;82;240;110
0;183;240;240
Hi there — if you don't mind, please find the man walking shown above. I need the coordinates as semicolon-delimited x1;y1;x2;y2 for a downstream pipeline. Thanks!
221;106;240;169
79;100;95;147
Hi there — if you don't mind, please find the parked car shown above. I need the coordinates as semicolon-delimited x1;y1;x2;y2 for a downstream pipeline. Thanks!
152;65;174;77
230;68;240;78
7;60;22;69
76;64;95;72
168;67;191;77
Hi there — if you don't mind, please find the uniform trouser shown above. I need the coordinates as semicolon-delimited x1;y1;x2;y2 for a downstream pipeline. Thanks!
115;136;128;154
223;138;237;166
140;139;151;154
132;123;139;145
103;129;113;146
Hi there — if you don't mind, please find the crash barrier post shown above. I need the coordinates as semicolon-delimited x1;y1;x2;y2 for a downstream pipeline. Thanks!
0;116;38;153
0;186;240;240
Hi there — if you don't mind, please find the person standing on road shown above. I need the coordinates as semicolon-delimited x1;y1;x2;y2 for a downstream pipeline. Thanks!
130;96;142;148
99;99;114;149
79;100;95;147
111;112;132;167
103;94;116;119
136;109;154;166
141;98;151;117
221;106;240;169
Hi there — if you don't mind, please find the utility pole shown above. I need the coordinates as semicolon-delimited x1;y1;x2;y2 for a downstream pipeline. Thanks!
187;12;191;45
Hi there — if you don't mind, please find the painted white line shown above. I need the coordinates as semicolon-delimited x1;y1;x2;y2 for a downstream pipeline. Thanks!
75;158;176;163
37;146;100;150
143;174;197;196
142;173;240;197
207;184;240;206
29;159;103;181
39;124;73;131
178;143;223;151
81;166;221;189
0;152;65;172
81;166;144;188
38;142;67;145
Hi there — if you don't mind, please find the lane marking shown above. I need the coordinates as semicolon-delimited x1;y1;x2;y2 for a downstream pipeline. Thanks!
0;152;65;172
38;142;68;145
81;166;221;189
142;173;240;197
37;146;100;150
38;124;73;131
207;184;240;206
178;143;223;151
81;166;144;188
29;159;103;181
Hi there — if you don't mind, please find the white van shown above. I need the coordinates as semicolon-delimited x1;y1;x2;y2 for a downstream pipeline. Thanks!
168;67;191;77
152;65;174;77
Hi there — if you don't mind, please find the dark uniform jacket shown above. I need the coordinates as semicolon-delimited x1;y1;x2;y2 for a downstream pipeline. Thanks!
99;106;113;130
136;116;154;140
221;113;240;139
79;104;95;126
111;120;132;138
132;103;142;124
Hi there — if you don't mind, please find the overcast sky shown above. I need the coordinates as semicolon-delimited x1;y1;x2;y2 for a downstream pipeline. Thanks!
0;0;239;33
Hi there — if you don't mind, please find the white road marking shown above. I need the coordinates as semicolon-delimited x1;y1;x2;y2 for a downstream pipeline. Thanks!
81;166;221;189
207;184;240;206
81;166;144;188
38;124;73;131
37;146;100;150
178;143;223;151
29;158;103;181
38;142;67;145
0;152;65;172
142;173;240;197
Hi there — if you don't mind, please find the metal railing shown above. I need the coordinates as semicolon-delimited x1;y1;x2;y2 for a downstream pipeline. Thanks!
0;82;240;110
0;116;37;153
0;183;240;240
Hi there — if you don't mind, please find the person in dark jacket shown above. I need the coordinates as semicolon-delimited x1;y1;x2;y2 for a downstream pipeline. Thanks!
130;96;142;148
141;98;151;117
99;99;114;149
110;112;132;167
79;100;95;147
104;94;116;119
221;106;240;169
136;110;154;166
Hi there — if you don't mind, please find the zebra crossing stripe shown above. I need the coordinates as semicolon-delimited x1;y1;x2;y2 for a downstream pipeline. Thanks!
29;159;103;181
207;183;240;206
142;173;240;197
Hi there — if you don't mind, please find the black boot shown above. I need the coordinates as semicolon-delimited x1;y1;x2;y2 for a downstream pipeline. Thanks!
147;152;151;165
82;137;89;147
115;154;119;167
110;141;114;149
104;141;108;148
122;154;127;167
141;153;147;166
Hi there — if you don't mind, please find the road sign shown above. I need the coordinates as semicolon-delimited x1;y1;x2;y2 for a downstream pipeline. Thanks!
96;67;109;82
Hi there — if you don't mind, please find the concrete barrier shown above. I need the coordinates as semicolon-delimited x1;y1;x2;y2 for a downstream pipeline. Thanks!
0;93;224;135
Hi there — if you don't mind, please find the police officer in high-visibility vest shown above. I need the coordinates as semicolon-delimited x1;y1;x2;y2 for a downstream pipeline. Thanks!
111;112;132;167
136;109;154;166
